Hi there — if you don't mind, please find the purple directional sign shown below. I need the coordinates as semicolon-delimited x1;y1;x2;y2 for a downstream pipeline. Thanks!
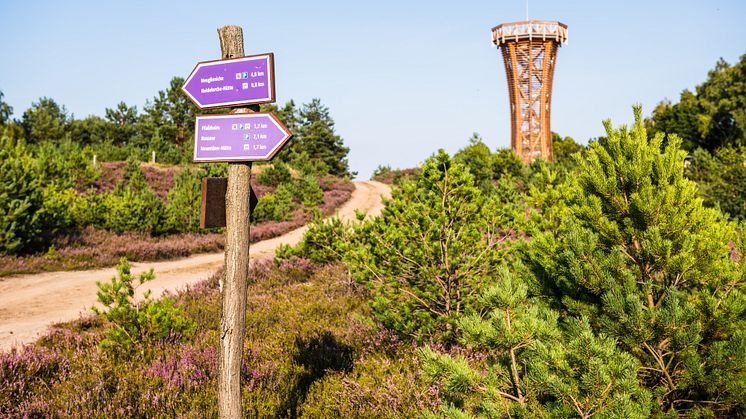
193;113;292;162
182;53;275;109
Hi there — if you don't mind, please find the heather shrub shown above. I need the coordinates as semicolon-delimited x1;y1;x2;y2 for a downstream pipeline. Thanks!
138;339;218;413
0;346;70;413
93;257;194;357
4;256;420;417
275;256;316;283
300;352;440;418
371;164;394;182
372;165;419;185
238;264;368;417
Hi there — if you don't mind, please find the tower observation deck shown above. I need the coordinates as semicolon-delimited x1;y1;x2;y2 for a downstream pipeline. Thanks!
492;20;568;163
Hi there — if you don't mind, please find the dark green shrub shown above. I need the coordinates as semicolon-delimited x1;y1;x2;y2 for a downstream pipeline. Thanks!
100;188;166;234
34;138;100;189
420;268;651;417
492;147;526;181
40;186;78;233
687;145;746;221
0;135;54;254
197;162;228;178
291;175;324;207
290;151;331;177
277;216;350;264
252;184;295;222
454;134;494;191
258;161;292;186
162;168;201;233
90;138;130;161
69;191;106;227
117;156;148;193
79;157;168;235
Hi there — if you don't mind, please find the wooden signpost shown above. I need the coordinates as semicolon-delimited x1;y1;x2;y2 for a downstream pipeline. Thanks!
182;25;291;418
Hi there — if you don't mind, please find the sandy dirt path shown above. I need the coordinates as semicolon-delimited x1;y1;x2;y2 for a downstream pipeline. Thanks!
0;181;390;351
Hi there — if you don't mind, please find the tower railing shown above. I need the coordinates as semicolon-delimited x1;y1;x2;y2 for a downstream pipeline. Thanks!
492;21;568;46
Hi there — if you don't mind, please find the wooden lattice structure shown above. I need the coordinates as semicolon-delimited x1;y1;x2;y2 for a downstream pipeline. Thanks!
492;20;568;163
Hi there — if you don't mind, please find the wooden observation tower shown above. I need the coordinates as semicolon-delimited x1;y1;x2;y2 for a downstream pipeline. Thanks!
492;20;568;163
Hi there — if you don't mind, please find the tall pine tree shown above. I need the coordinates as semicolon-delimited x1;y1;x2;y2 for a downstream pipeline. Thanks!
296;99;352;177
528;107;746;416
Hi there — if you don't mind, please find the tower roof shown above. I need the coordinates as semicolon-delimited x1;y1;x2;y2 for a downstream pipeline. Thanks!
492;20;568;47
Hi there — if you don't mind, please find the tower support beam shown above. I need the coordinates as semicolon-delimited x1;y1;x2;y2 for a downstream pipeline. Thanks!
492;20;567;163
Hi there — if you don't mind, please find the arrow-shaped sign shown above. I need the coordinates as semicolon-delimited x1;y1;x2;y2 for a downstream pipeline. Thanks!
182;53;275;109
193;113;292;162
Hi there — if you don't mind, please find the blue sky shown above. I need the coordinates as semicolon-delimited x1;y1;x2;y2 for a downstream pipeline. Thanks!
1;0;744;178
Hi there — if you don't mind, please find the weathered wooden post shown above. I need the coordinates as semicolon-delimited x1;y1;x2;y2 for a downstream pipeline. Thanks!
181;25;291;417
217;25;251;418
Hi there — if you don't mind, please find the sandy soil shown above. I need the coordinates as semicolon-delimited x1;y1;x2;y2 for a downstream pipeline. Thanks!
0;181;390;351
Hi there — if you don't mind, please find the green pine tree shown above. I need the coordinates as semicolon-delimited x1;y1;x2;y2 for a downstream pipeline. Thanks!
347;150;512;342
420;267;651;418
527;107;746;416
0;135;45;254
295;99;352;177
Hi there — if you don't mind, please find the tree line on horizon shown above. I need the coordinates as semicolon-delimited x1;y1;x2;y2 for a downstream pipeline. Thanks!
0;78;352;178
0;77;354;255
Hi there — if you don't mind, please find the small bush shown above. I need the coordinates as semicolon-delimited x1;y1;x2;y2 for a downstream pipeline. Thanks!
0;346;70;413
277;216;350;264
78;158;169;235
34;138;100;189
258;161;292;186
300;352;440;418
292;175;324;207
252;184;295;222
100;188;166;234
162;167;201;234
93;257;194;357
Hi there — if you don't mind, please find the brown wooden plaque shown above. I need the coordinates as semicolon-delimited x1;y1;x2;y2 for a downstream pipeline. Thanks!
200;177;258;229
